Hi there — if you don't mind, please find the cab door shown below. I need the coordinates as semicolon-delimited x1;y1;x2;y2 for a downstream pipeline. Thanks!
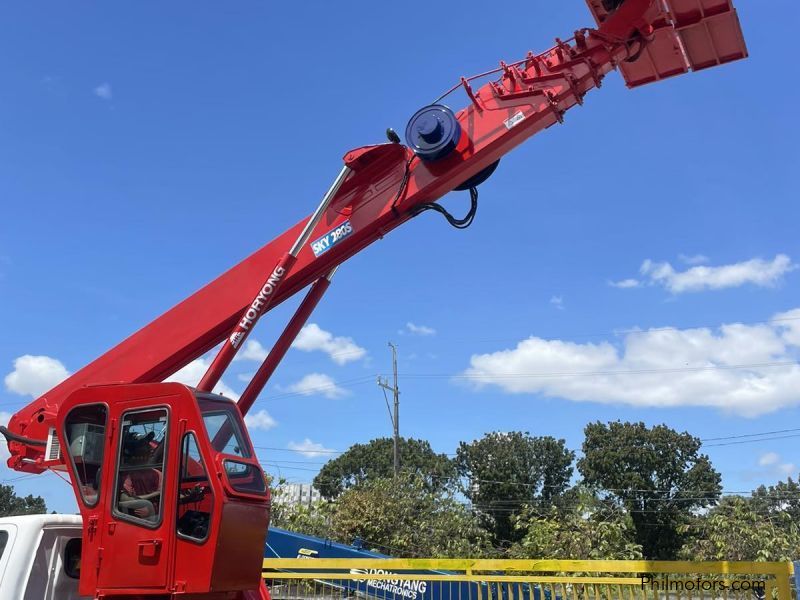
59;401;110;597
97;396;180;591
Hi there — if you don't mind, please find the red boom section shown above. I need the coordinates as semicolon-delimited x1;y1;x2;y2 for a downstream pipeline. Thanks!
6;0;747;473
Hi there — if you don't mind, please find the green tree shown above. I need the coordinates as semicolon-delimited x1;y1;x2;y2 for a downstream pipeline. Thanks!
271;501;333;539
0;484;47;517
328;473;492;557
578;421;721;560
456;432;574;546
313;437;456;499
509;488;643;560
751;476;800;525
679;495;800;561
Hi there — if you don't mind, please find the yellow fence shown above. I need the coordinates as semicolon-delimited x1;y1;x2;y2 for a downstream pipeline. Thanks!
262;559;796;600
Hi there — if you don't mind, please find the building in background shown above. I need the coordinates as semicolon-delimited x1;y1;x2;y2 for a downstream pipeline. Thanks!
274;483;321;508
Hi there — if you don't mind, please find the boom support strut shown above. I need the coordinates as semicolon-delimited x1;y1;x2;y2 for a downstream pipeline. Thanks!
197;166;350;394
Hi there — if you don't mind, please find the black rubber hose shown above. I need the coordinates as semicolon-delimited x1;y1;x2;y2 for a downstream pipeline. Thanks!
411;186;479;230
0;425;47;446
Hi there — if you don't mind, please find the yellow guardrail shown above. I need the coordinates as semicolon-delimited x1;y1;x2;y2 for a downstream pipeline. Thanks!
262;559;796;600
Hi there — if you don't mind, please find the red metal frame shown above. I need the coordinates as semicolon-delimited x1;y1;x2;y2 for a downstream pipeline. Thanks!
2;1;747;596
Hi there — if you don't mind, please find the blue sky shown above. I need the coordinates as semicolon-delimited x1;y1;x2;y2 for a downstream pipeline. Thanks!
1;1;798;514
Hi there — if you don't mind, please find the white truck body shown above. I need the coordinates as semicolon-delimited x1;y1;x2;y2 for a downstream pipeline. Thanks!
0;514;88;600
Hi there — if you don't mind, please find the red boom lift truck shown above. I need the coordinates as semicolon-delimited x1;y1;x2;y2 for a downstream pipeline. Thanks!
1;1;747;598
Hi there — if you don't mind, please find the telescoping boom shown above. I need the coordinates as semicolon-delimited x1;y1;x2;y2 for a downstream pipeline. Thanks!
2;1;747;598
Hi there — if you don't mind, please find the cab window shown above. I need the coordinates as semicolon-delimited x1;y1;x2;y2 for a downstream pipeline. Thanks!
114;408;168;526
198;397;251;458
224;460;267;494
197;396;266;496
64;538;81;579
176;433;213;542
64;404;107;507
203;402;250;458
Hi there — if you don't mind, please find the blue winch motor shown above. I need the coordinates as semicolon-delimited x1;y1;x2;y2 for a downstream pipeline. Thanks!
405;104;462;161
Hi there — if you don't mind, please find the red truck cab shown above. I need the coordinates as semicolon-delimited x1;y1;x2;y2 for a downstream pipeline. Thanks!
58;383;270;598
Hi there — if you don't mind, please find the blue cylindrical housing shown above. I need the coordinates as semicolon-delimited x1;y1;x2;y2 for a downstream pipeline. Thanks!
405;104;462;162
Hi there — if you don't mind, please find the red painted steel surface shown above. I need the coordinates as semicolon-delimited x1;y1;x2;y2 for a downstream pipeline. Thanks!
59;383;269;598
3;1;747;596
196;252;297;394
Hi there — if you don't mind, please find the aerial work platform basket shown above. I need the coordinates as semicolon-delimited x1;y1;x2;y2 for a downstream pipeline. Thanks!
586;0;747;87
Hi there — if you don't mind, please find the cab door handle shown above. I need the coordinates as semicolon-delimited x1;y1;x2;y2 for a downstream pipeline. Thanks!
137;538;162;558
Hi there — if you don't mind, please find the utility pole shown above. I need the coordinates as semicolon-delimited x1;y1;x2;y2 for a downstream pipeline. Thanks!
377;342;400;477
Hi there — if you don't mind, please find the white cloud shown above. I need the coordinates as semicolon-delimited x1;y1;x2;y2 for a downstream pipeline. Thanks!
292;324;366;365
93;82;112;100
244;409;277;431
4;355;70;397
405;322;436;336
234;340;269;362
679;254;710;266
759;452;780;467
549;296;564;310
638;254;796;294
609;278;640;289
287;438;335;458
166;358;239;400
462;307;800;417
287;373;348;399
774;308;800;346
757;452;796;478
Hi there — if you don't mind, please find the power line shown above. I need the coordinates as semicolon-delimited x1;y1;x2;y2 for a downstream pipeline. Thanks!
253;445;343;455
410;314;800;345
703;433;800;447
257;425;800;460
701;427;800;442
0;474;39;484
